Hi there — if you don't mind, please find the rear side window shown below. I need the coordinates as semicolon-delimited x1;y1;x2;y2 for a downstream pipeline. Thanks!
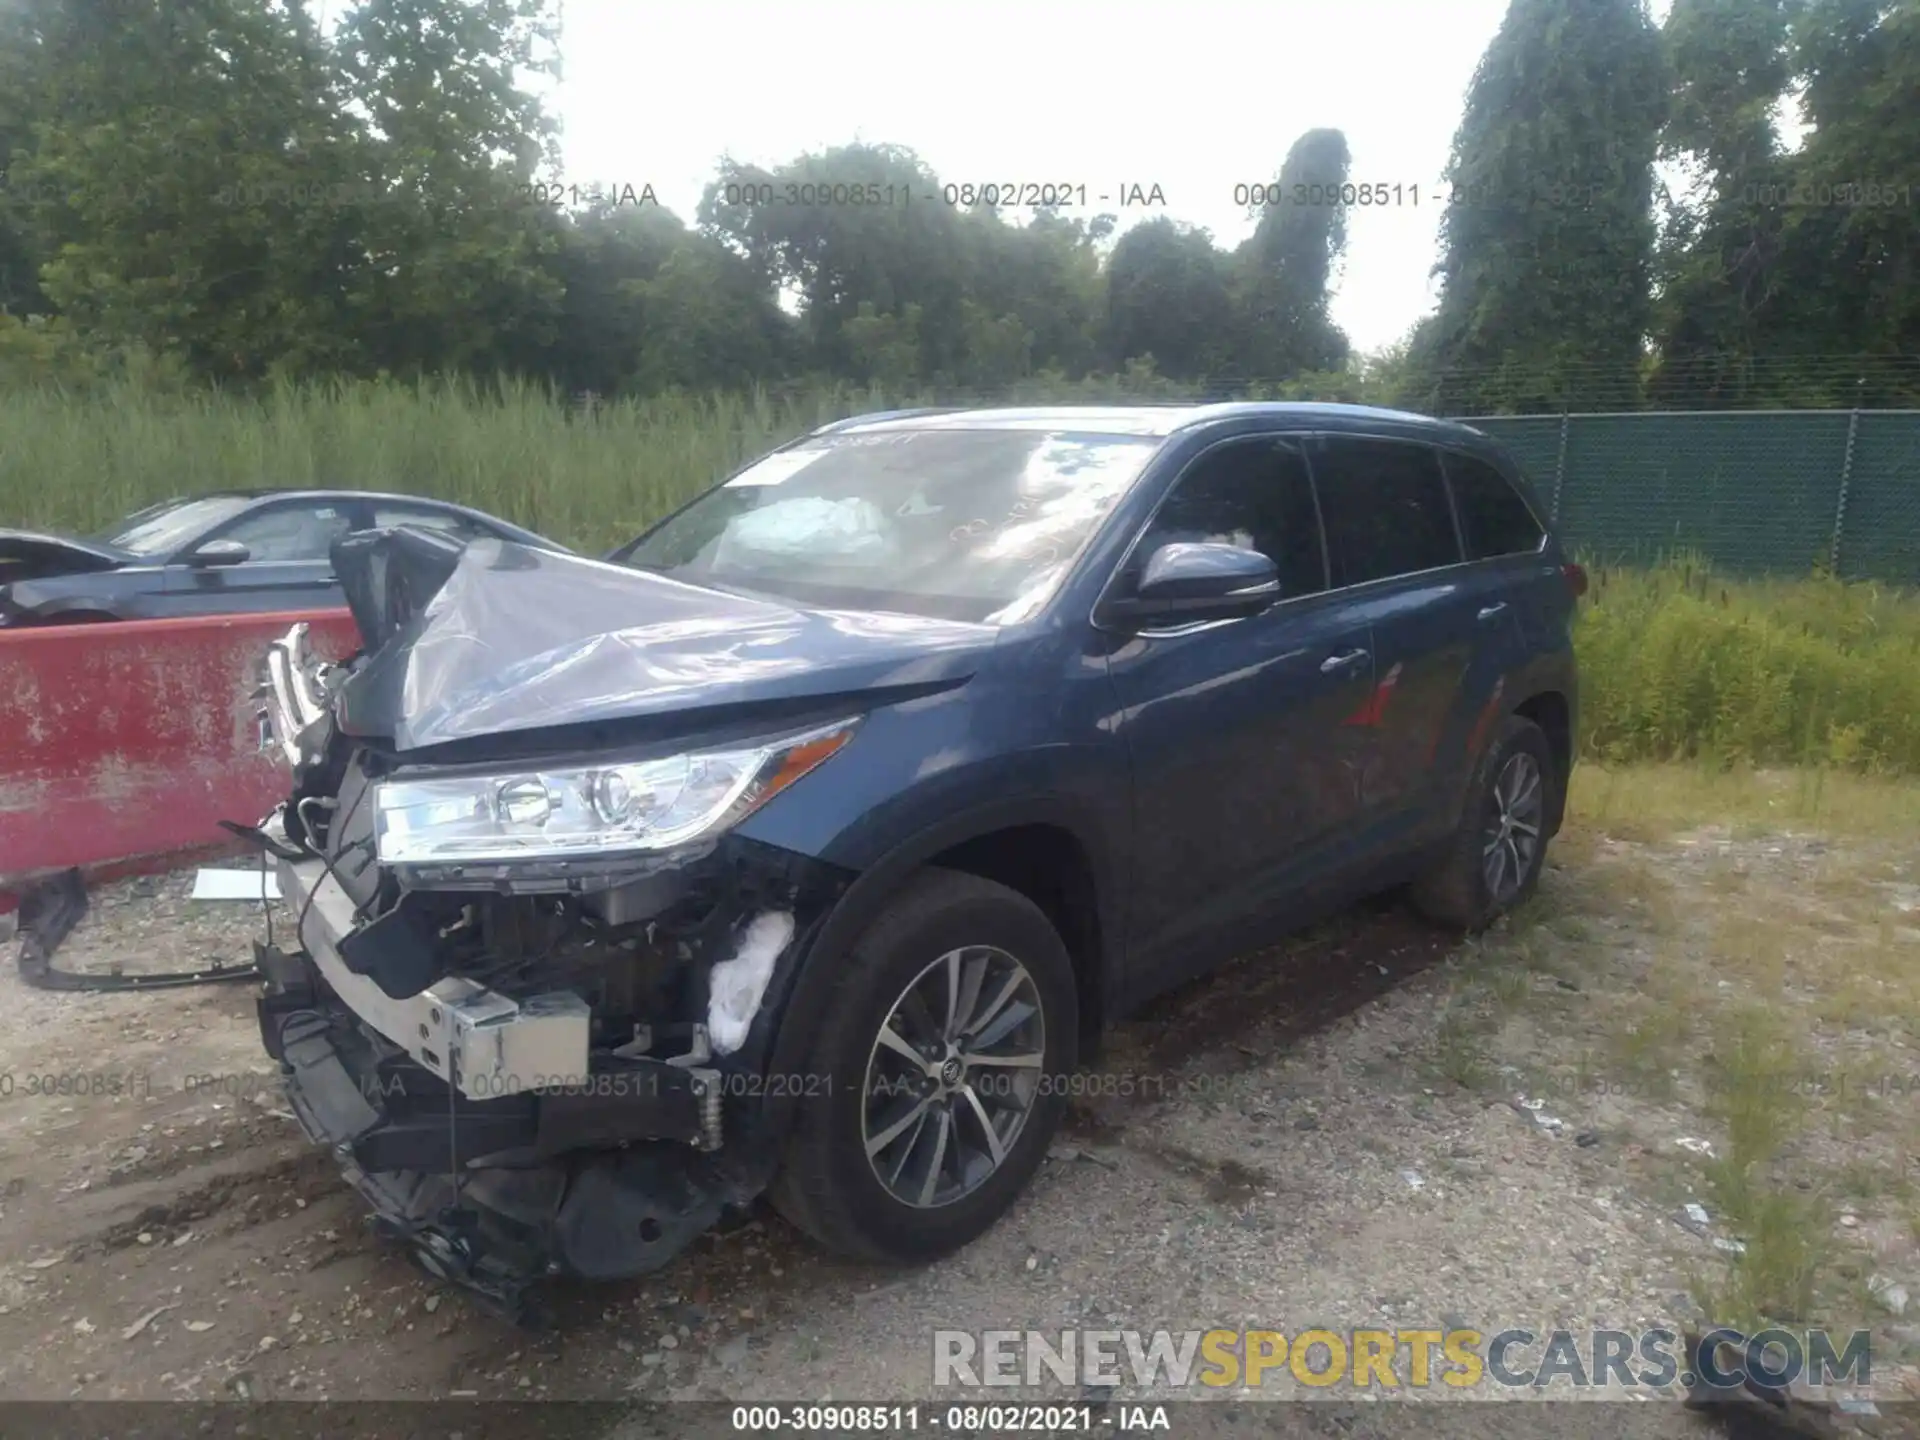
371;504;489;541
1133;438;1326;598
1445;452;1545;559
1308;437;1461;587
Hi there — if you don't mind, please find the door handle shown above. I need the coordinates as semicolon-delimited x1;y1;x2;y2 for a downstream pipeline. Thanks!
1477;602;1510;622
1320;648;1369;674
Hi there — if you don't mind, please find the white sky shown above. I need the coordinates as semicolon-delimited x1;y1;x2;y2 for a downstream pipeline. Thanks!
552;0;1525;357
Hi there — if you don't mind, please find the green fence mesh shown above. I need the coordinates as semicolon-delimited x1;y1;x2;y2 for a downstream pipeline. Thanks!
1451;410;1920;585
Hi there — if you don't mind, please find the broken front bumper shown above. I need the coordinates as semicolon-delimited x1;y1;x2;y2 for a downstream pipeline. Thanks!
273;853;602;1103
257;855;743;1313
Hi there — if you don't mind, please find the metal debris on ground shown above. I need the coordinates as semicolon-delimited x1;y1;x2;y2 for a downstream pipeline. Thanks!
189;867;281;901
1869;1274;1910;1317
1512;1095;1567;1134
14;866;262;992
120;1303;178;1340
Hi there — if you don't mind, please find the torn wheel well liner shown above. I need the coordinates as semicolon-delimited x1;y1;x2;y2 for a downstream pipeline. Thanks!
1512;688;1572;832
752;800;1117;1149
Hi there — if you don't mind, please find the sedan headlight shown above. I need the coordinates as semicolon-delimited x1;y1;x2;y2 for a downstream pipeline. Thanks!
372;718;858;865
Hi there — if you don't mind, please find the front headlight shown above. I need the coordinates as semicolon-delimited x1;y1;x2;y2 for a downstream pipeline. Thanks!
372;717;858;865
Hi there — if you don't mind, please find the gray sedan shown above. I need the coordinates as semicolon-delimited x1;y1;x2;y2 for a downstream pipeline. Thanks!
0;489;564;625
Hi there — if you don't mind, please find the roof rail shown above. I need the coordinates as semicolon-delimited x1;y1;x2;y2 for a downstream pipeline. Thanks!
811;406;967;434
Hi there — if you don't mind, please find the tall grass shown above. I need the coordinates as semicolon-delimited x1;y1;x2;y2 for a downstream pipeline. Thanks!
0;376;903;550
0;371;1209;549
4;379;1916;772
1576;554;1920;772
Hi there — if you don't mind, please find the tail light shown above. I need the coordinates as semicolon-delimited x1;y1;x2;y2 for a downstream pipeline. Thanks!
1562;562;1589;599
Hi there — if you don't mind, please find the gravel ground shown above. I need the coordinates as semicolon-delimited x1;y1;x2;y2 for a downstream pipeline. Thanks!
0;847;1912;1438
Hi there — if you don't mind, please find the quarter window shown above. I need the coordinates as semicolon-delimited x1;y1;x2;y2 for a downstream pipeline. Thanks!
1444;452;1546;559
1308;437;1461;586
1131;439;1326;598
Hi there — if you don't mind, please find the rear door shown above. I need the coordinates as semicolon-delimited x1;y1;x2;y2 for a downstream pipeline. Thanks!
1306;434;1522;847
1441;447;1555;653
1106;434;1378;984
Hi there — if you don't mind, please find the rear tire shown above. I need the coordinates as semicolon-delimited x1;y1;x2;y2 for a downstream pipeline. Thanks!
769;868;1077;1265
1411;714;1557;931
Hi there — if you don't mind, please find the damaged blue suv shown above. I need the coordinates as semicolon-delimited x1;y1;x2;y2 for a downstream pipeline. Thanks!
251;403;1582;1321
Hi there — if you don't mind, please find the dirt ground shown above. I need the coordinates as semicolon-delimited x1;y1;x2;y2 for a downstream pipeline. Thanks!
2;789;1916;1437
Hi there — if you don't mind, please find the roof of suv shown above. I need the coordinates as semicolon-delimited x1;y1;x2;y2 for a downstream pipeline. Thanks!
821;402;1486;443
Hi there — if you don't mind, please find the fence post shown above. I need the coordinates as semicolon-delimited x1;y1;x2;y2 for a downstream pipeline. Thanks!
1550;410;1570;523
1830;407;1860;576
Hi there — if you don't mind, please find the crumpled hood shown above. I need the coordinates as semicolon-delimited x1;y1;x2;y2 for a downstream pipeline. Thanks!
331;531;1000;751
0;528;130;583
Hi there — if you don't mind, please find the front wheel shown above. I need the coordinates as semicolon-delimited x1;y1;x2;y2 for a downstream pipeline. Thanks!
1410;714;1557;931
769;869;1077;1264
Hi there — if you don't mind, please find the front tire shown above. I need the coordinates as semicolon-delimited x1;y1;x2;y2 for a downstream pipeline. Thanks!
769;868;1077;1264
1411;714;1556;931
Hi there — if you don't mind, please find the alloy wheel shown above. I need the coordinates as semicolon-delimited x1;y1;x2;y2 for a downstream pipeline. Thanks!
861;945;1046;1209
1481;750;1544;903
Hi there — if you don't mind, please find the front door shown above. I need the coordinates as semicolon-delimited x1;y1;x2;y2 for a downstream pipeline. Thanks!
165;500;362;614
1106;435;1377;988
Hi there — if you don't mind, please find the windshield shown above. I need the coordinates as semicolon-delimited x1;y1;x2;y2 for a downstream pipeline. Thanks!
620;428;1161;623
93;496;254;558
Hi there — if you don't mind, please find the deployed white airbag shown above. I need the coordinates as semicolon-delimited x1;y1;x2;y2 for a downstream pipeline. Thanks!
706;911;796;1054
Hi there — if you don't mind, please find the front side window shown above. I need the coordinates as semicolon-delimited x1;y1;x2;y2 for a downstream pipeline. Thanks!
214;503;355;564
621;428;1162;623
1129;438;1326;598
1309;437;1461;587
1444;452;1546;559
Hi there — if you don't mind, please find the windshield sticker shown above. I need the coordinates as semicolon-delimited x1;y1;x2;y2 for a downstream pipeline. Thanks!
812;431;923;448
724;450;829;488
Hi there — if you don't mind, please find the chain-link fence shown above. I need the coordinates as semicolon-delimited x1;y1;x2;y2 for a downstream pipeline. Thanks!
1452;410;1920;585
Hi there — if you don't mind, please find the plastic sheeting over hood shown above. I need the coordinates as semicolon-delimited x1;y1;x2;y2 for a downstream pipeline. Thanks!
330;531;1000;752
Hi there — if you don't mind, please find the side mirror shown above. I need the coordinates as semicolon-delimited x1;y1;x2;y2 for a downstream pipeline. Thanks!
1107;541;1279;623
187;539;251;568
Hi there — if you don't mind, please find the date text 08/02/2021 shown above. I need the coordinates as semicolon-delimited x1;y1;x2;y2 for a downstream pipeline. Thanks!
708;181;1168;209
729;1404;1169;1432
354;1068;1214;1102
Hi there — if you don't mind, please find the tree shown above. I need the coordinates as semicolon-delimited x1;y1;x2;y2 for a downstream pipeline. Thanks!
1101;218;1235;381
700;143;974;382
1647;0;1801;406
11;0;374;377
1230;127;1353;381
1649;0;1920;408
328;0;564;378
1424;0;1668;414
1762;0;1920;403
625;233;795;395
6;0;566;382
0;2;49;317
959;205;1108;381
